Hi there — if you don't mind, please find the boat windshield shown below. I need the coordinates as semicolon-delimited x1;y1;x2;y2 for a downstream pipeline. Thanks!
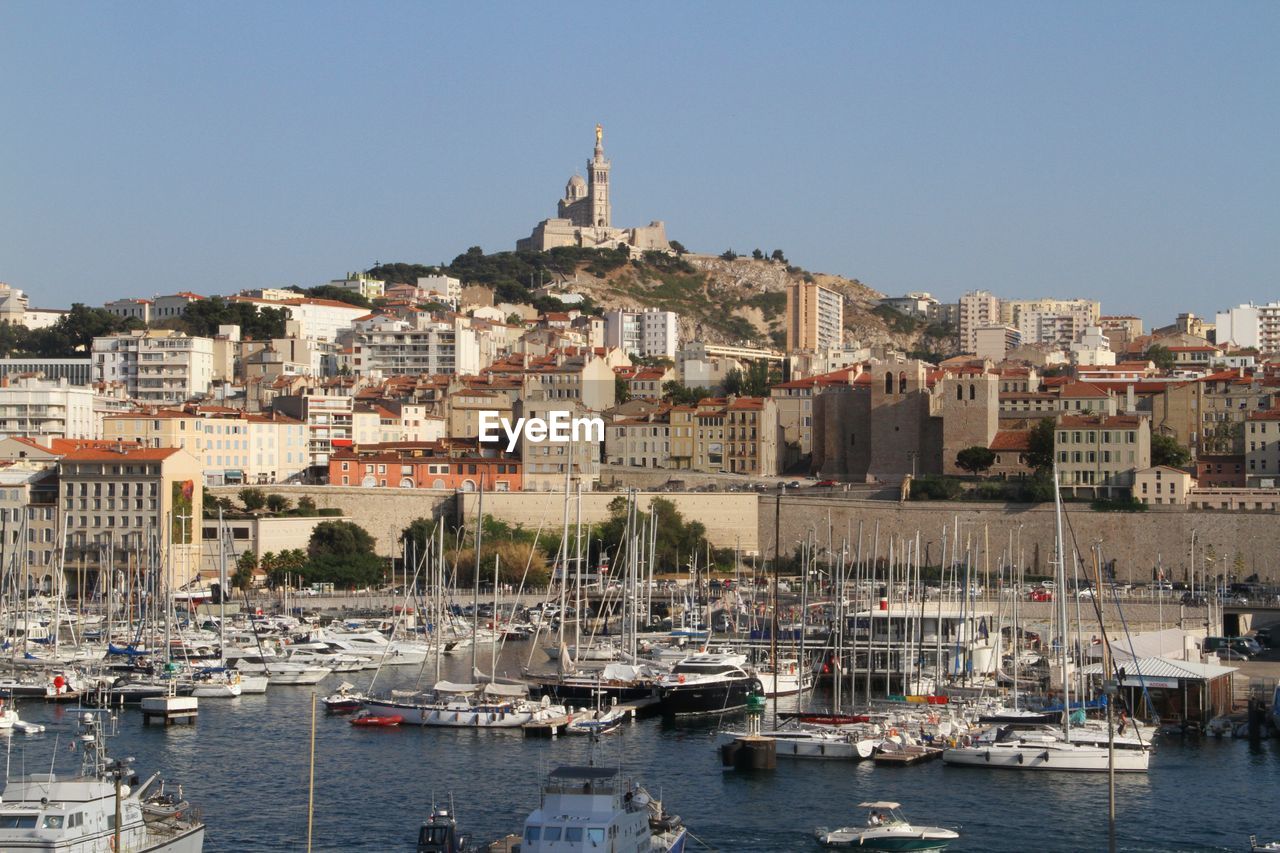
0;815;38;828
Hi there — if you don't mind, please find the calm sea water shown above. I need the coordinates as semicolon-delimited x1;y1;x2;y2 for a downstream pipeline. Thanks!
7;645;1278;853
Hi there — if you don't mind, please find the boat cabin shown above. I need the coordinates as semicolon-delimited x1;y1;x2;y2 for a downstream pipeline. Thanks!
520;766;651;853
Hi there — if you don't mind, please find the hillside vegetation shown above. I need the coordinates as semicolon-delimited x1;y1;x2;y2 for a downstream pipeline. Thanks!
367;246;957;354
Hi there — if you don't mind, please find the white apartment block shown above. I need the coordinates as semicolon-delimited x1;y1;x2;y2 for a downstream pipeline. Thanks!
604;308;679;358
959;290;1001;352
103;298;153;324
417;275;462;306
1000;298;1100;346
0;283;30;324
230;296;371;342
152;292;205;321
92;330;214;404
0;378;106;440
351;316;483;376
1215;302;1280;354
1069;326;1117;366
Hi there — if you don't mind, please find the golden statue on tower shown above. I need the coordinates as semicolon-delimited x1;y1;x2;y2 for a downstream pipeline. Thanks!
595;123;603;146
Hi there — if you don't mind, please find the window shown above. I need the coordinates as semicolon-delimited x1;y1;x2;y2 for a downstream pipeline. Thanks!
588;827;606;845
542;827;561;842
565;827;584;843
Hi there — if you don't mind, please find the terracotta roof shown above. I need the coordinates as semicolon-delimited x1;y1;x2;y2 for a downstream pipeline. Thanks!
60;446;182;462
989;430;1030;451
1058;382;1111;398
1246;409;1280;421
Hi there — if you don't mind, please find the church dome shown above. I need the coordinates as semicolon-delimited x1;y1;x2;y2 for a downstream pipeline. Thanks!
565;174;587;199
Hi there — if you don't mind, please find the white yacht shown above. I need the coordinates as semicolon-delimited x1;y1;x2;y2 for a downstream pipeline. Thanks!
941;724;1150;772
363;681;563;728
517;765;687;853
0;712;205;852
658;652;759;716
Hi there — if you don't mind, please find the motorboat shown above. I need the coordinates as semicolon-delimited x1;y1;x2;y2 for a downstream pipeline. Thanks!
565;706;627;736
1250;836;1280;852
322;682;364;713
187;668;242;698
658;652;759;716
0;711;205;852
417;805;469;852
816;801;958;850
516;765;687;852
351;712;402;727
526;662;664;706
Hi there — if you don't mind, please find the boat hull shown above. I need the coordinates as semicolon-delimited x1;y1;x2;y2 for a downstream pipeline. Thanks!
362;700;533;728
942;743;1150;772
660;677;757;716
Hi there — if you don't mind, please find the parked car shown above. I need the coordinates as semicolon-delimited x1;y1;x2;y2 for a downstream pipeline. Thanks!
1255;627;1273;647
1030;589;1054;602
1217;647;1251;661
1231;637;1263;657
814;479;839;487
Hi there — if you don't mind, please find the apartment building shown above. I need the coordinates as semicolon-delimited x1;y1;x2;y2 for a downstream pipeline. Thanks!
417;275;462;306
102;407;308;485
515;393;601;491
272;394;373;468
1133;466;1194;506
329;442;521;491
103;298;153;324
58;443;204;588
606;412;671;469
1054;414;1150;497
1215;302;1280;353
785;281;844;352
959;290;1001;353
724;397;779;476
0;377;114;440
1245;409;1280;487
92;330;214;404
603;308;679;359
330;274;385;300
350;315;483;376
1001;298;1101;346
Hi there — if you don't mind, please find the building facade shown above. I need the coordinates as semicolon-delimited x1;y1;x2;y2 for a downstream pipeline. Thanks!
603;308;679;359
92;330;215;404
785;281;844;352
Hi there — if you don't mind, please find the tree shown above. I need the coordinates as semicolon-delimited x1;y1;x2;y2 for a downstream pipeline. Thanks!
305;284;372;309
238;487;266;512
308;520;376;560
751;249;764;260
668;240;688;255
615;375;633;404
1151;434;1191;468
770;249;787;263
1145;344;1175;372
955;446;997;476
181;297;288;340
232;551;258;591
296;496;317;517
265;493;292;514
723;361;772;397
597;497;707;575
662;381;710;406
1026;418;1056;472
719;249;738;261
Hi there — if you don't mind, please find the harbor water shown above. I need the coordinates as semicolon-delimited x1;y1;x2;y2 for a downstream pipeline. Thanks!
6;644;1278;852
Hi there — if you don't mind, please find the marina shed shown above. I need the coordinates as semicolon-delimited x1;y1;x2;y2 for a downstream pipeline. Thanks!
1079;656;1236;726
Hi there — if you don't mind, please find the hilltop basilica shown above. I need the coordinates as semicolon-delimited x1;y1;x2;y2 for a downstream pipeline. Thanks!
517;125;670;255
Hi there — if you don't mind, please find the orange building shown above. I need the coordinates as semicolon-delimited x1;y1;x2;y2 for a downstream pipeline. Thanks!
329;442;521;491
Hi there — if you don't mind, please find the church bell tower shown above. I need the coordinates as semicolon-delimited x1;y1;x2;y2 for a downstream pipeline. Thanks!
587;123;611;228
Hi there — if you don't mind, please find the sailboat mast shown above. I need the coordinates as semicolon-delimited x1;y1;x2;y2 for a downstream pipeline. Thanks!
1053;462;1071;736
471;477;484;677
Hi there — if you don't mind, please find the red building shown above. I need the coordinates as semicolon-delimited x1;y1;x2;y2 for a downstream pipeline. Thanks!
328;442;521;491
1195;454;1245;487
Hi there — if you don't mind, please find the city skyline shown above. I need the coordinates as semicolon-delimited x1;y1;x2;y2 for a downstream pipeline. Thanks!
3;2;1278;322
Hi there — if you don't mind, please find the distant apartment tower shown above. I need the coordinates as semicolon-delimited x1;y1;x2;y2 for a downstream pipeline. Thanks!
91;330;214;404
973;325;1021;362
417;275;462;306
1001;298;1101;347
1216;302;1280;353
785;281;843;352
0;377;103;440
604;308;679;359
959;290;1001;352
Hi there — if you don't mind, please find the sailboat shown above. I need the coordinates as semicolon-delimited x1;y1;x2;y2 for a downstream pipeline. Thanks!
942;464;1150;773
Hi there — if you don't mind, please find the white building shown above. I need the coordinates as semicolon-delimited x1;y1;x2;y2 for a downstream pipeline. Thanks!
417;275;462;307
974;325;1022;362
104;298;153;324
152;292;205;321
229;296;371;343
1069;325;1117;366
330;274;385;300
350;315;483;376
959;290;1001;352
0;377;106;440
603;308;679;359
1215;302;1280;354
1018;304;1098;348
92;330;215;404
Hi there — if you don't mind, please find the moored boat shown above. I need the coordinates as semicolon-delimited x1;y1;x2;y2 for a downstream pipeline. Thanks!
515;765;687;852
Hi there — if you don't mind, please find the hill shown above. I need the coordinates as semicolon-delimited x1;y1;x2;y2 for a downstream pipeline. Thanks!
367;247;957;356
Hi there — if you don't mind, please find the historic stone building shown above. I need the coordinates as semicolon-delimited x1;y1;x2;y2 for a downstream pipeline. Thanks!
518;125;671;254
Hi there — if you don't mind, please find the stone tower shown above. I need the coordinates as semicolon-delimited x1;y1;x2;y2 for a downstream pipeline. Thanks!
587;123;611;228
936;371;999;475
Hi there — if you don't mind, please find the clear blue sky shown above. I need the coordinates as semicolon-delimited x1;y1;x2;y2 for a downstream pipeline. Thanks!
2;2;1277;323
